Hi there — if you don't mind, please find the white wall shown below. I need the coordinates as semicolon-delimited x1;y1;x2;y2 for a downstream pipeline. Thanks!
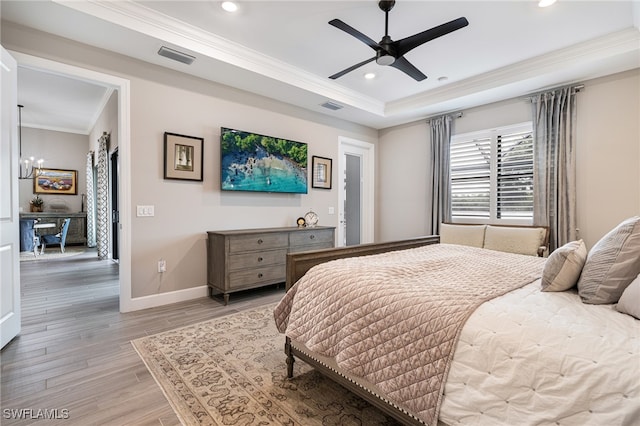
575;69;640;246
128;77;375;297
379;69;640;248
18;127;88;212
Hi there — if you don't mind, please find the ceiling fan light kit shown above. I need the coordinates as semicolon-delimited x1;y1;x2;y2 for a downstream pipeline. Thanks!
329;0;468;81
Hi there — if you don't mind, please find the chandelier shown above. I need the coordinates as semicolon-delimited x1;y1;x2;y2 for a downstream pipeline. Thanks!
18;105;43;180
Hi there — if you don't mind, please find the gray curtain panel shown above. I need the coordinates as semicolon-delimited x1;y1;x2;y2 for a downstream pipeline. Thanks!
429;115;453;235
96;133;110;260
85;152;96;248
532;86;579;251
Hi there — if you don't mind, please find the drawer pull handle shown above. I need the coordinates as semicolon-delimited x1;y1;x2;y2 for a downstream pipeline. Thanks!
258;273;263;278
310;235;315;240
257;239;263;244
257;257;263;262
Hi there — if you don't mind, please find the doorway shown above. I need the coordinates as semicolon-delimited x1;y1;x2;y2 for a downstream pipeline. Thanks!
338;137;375;246
12;51;132;312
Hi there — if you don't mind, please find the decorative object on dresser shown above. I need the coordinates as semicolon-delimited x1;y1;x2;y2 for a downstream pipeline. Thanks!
34;168;77;195
207;226;335;305
303;210;319;227
311;156;332;189
20;212;87;246
29;194;43;212
163;132;204;181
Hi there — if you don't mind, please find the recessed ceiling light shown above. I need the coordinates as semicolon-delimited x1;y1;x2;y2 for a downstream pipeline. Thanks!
221;1;238;12
364;72;376;80
437;76;448;82
538;0;557;7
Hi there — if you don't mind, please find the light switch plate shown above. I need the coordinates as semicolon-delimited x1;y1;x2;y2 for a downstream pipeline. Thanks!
137;205;155;217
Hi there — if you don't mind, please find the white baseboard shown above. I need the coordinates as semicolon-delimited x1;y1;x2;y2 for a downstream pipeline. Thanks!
123;285;208;312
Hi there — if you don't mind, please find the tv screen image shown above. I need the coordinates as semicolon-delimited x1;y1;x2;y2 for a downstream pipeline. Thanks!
221;127;308;194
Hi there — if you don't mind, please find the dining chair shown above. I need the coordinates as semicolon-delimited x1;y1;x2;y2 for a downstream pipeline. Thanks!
19;219;40;257
40;218;71;254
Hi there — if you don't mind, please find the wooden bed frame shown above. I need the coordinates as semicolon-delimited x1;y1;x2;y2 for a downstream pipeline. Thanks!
283;235;441;426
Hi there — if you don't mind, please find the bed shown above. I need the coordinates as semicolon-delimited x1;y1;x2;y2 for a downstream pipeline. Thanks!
273;219;640;426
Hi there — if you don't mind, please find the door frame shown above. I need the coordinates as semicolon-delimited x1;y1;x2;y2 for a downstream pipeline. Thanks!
1;47;21;348
338;137;375;246
11;51;134;312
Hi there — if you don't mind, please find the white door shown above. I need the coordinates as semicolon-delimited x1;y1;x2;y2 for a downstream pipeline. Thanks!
338;137;375;246
1;46;21;349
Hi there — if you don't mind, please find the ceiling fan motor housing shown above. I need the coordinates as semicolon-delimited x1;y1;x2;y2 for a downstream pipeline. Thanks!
376;35;396;65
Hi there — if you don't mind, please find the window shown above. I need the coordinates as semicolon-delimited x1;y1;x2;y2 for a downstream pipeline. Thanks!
450;122;534;223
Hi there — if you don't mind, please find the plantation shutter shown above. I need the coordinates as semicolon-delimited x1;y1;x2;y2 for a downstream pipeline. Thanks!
497;130;534;219
449;122;534;223
450;136;491;219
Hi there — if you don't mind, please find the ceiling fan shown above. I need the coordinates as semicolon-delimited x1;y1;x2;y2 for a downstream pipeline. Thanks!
328;0;469;81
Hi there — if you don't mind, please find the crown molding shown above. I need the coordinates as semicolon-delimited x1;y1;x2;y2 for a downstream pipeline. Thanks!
386;27;640;117
54;0;385;116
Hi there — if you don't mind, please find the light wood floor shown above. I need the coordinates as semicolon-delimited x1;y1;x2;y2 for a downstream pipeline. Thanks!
1;249;285;425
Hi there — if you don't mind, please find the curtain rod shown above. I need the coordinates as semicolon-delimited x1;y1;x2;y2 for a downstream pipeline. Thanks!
426;111;463;124
523;84;584;102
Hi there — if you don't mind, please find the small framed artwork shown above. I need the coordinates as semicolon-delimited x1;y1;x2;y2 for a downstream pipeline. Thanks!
34;168;78;195
164;132;204;181
312;156;332;189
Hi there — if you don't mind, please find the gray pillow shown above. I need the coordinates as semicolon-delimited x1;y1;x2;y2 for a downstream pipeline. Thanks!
541;240;587;292
616;274;640;319
577;216;640;304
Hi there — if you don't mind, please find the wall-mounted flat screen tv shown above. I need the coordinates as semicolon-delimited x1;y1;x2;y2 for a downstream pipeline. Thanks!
221;127;308;194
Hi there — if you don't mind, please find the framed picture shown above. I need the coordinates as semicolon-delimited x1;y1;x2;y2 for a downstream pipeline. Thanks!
164;132;204;181
34;168;77;195
312;156;332;189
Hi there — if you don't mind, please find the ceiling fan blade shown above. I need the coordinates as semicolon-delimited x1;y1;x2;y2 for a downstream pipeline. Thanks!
329;57;376;79
395;17;469;57
329;19;380;51
390;56;427;81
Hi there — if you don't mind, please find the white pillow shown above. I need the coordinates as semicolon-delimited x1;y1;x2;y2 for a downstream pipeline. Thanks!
616;274;640;319
541;240;587;292
439;224;486;248
483;225;547;256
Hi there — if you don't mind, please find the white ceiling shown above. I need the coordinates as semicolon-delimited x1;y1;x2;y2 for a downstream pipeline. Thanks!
3;0;640;132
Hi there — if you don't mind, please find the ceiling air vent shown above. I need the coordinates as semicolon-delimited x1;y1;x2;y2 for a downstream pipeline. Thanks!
157;46;196;65
320;101;343;111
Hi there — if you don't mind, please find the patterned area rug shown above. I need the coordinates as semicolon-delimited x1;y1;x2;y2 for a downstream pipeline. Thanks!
132;304;398;426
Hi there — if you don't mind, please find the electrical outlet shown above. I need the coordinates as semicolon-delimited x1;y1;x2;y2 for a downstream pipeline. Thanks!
158;259;166;273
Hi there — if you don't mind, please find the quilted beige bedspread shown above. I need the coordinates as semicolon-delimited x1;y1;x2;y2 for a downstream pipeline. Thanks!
274;243;546;426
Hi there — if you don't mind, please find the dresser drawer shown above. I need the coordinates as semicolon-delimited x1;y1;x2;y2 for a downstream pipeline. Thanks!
228;249;287;271
229;264;286;289
229;233;288;253
289;242;334;254
289;229;334;247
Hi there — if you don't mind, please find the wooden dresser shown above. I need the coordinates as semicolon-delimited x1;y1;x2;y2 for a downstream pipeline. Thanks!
207;226;335;304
